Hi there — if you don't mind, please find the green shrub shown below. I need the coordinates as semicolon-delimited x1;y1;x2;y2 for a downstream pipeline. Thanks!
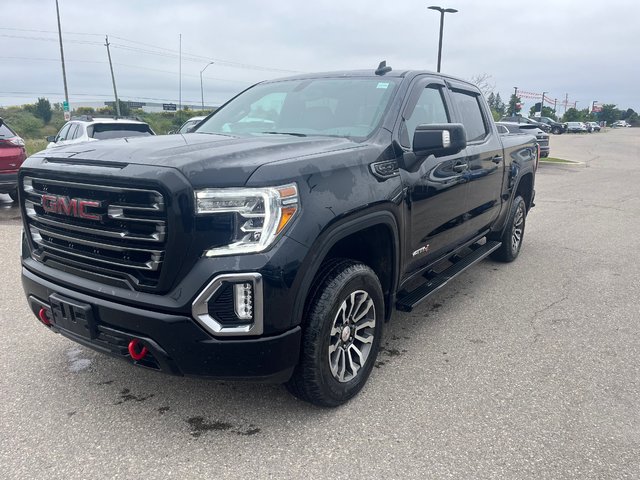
0;108;44;138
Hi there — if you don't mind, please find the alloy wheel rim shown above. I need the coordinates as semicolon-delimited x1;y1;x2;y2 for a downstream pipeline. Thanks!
328;290;376;383
511;203;525;253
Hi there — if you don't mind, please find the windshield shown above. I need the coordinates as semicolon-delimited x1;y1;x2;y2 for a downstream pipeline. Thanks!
196;77;399;139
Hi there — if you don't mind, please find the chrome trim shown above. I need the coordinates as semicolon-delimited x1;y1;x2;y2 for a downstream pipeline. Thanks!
23;176;165;200
31;225;164;255
25;201;165;242
191;273;264;337
30;233;162;271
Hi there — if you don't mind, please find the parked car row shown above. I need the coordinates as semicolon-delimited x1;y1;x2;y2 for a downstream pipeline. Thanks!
565;121;601;133
497;122;550;158
612;120;632;128
499;115;568;135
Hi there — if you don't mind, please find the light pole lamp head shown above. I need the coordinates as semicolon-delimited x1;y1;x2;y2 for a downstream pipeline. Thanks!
428;6;458;13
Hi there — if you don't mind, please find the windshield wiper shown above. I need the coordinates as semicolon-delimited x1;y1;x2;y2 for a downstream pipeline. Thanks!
260;131;307;137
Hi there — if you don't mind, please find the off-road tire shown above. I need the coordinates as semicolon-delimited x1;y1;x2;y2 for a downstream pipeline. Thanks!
491;195;527;262
286;260;384;407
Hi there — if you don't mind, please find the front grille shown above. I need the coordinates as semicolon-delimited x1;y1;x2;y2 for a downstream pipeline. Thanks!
22;175;168;289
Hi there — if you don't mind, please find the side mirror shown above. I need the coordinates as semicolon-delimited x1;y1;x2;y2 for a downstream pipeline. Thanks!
413;123;466;156
46;135;57;143
186;126;197;133
400;123;466;172
167;130;175;135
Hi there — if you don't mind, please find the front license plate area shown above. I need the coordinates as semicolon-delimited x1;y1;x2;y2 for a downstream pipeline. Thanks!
49;293;98;340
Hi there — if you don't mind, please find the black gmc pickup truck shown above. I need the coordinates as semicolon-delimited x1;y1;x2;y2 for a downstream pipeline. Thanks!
19;65;537;406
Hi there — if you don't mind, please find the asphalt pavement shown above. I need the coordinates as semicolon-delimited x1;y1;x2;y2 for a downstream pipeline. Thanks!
1;128;638;479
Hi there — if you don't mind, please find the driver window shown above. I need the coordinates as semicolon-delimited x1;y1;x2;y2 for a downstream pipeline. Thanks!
404;86;449;148
57;123;72;141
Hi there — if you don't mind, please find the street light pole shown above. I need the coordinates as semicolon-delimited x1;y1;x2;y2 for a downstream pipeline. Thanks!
428;6;458;72
200;62;214;111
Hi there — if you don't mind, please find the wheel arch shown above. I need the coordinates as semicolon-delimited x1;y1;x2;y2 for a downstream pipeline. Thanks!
515;172;534;211
292;210;401;327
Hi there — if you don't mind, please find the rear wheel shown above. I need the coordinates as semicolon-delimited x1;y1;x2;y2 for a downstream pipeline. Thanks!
8;189;18;202
491;195;527;262
286;260;384;407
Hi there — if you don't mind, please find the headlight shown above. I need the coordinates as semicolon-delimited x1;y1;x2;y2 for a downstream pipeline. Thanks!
195;183;299;257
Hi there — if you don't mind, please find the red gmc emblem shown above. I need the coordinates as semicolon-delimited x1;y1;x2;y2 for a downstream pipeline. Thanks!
41;194;104;221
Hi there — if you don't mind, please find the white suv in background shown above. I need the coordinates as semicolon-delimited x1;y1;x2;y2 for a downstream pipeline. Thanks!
46;116;155;149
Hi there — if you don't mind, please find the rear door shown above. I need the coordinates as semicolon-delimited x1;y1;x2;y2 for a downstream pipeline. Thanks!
397;77;472;277
448;85;505;237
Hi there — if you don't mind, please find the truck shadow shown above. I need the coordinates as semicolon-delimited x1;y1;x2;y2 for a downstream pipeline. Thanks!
50;263;491;441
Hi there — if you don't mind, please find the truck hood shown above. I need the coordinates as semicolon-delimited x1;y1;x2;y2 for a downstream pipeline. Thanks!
38;133;363;187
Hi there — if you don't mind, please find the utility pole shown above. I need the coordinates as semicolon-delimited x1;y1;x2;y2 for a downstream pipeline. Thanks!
179;33;182;119
538;91;547;116
105;36;121;117
512;87;518;115
55;0;70;117
564;93;568;114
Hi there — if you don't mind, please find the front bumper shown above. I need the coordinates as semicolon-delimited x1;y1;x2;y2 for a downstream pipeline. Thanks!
22;267;301;382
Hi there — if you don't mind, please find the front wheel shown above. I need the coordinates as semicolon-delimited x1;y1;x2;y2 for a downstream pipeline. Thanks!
491;195;527;262
286;260;384;407
8;189;18;202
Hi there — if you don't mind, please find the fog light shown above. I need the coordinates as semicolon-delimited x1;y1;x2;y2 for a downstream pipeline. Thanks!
234;282;253;320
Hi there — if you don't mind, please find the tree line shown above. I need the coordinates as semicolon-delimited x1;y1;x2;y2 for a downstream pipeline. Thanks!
486;91;638;126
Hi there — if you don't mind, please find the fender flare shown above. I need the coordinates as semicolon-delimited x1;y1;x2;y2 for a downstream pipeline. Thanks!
291;210;401;326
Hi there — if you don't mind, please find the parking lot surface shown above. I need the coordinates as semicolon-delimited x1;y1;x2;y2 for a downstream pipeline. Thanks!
1;129;638;479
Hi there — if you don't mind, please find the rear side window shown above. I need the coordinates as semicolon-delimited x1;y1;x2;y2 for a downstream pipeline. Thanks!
0;123;17;137
90;124;154;140
451;90;488;142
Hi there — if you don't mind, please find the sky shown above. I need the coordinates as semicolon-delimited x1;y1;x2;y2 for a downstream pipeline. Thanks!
1;0;639;113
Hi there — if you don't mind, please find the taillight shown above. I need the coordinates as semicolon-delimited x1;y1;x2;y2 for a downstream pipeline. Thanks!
0;137;25;147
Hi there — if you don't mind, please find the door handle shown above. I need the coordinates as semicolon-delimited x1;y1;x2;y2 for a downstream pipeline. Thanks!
491;155;503;164
452;162;468;173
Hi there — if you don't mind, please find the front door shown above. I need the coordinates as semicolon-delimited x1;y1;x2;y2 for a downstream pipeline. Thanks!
397;80;471;278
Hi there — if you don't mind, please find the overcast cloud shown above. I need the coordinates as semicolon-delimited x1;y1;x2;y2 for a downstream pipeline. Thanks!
1;0;639;112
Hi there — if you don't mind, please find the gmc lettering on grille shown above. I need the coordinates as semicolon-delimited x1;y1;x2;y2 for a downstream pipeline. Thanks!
41;194;103;221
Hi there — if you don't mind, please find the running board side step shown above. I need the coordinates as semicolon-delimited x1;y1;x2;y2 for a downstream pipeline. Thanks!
396;241;502;312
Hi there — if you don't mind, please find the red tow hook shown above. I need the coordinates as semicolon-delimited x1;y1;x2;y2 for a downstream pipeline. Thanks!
128;339;149;361
38;307;52;326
